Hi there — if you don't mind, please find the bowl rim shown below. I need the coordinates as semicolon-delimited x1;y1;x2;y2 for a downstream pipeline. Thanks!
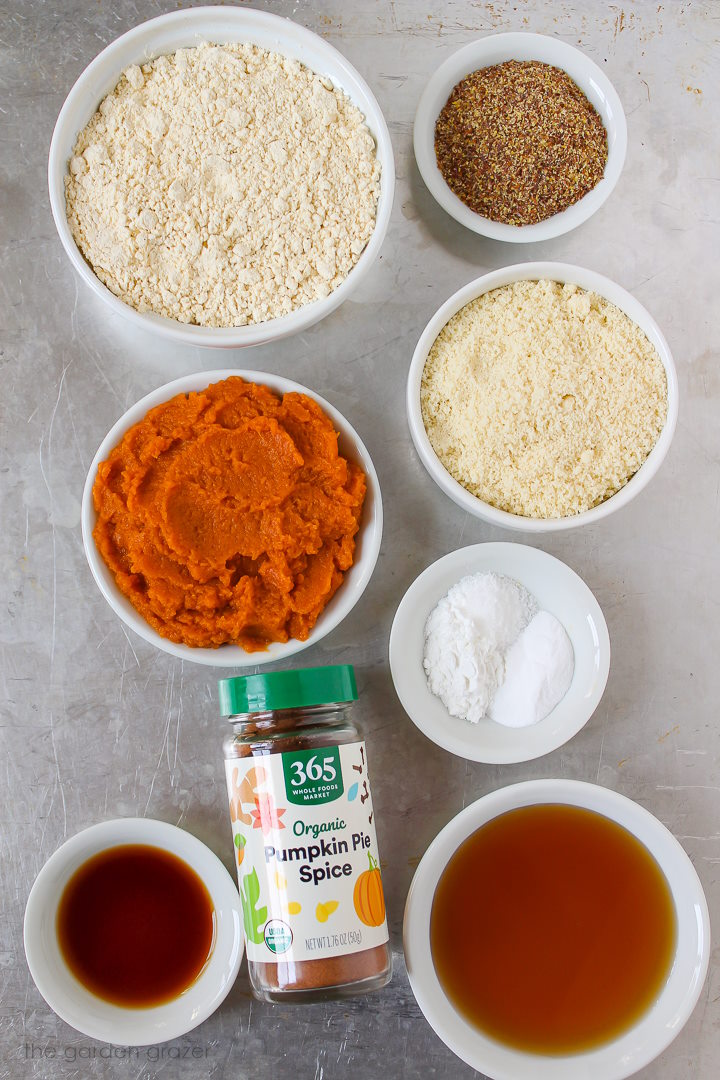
81;368;383;666
413;31;627;242
406;261;679;532
403;779;711;1080
388;542;611;763
47;5;395;349
23;818;244;1045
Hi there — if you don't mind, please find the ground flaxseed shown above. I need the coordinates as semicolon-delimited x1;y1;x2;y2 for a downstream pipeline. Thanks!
434;60;608;226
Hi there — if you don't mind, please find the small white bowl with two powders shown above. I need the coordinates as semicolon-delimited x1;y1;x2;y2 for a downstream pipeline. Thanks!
390;542;610;764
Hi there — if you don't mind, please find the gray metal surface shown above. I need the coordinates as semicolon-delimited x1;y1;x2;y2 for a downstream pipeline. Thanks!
1;1;718;1078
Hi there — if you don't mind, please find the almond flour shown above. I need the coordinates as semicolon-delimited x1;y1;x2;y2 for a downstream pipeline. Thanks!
421;280;668;519
65;44;381;327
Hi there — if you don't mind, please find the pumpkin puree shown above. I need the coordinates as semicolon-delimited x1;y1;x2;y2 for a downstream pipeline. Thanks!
92;377;366;651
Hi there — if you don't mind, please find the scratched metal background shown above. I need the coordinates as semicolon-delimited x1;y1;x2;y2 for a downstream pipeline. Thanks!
1;1;718;1078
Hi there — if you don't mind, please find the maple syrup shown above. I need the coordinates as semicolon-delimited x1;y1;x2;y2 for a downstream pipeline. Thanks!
430;804;676;1054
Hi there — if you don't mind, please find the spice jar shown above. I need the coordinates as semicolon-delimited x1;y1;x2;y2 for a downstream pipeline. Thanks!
220;665;392;1003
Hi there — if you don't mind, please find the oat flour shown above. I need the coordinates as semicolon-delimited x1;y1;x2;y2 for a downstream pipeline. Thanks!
65;43;381;327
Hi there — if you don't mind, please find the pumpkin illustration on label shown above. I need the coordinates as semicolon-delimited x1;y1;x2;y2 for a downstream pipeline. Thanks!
353;852;385;927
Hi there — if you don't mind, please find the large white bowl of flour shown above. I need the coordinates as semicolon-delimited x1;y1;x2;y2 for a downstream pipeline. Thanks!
48;7;394;348
389;543;610;763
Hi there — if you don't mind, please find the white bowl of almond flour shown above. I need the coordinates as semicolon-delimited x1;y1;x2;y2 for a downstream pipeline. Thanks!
48;8;394;348
407;263;678;532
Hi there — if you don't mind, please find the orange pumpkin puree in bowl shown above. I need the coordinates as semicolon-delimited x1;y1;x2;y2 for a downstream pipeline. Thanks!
92;377;366;651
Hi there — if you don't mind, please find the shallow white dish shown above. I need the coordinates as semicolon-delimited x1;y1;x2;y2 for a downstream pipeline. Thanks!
403;779;711;1080
413;32;626;242
48;6;394;348
389;543;609;763
24;818;243;1046
81;369;383;667
407;262;679;533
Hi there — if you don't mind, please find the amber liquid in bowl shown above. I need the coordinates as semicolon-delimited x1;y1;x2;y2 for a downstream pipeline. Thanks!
430;805;676;1054
57;844;215;1007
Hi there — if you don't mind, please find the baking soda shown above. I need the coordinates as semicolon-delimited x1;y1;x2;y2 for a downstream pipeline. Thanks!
490;610;574;728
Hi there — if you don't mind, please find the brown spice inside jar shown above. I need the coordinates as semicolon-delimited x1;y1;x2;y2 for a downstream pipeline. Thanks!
229;714;389;994
253;942;389;994
434;59;608;226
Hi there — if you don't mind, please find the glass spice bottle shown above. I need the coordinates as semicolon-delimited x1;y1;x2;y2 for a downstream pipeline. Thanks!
220;665;392;1003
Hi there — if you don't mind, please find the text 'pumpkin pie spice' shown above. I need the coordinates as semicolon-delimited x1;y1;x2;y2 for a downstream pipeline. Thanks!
220;666;392;1002
92;377;366;651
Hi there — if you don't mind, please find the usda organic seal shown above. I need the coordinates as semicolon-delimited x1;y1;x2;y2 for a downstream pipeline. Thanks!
264;919;293;955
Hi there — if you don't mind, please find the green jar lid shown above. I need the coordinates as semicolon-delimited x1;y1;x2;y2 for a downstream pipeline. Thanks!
218;665;357;716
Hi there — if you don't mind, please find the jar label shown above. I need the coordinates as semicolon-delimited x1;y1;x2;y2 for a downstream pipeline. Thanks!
225;740;389;963
282;745;344;805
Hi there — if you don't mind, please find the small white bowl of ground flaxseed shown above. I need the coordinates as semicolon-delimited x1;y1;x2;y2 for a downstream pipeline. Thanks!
407;263;678;533
413;33;627;242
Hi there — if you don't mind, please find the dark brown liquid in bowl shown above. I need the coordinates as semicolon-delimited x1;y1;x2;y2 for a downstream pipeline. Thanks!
57;844;215;1007
430;805;676;1054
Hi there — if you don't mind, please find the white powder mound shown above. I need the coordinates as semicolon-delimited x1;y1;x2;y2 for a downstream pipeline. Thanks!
490;611;575;728
423;572;537;724
65;43;381;328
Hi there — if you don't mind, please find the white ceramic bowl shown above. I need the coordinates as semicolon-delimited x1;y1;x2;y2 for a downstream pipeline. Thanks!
48;6;395;348
24;819;243;1045
389;543;609;763
81;369;383;667
407;262;678;533
404;779;711;1080
414;32;626;242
